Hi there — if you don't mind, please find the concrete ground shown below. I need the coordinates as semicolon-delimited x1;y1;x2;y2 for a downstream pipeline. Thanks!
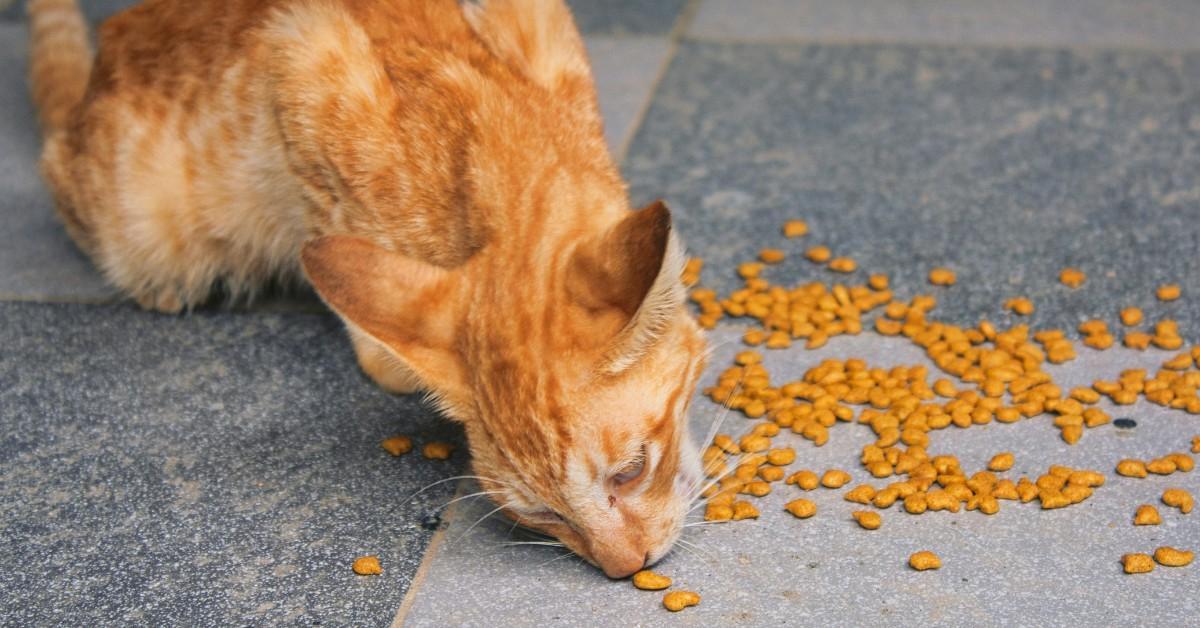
1;1;1198;626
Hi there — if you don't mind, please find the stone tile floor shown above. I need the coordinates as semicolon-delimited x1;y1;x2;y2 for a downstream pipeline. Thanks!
2;1;1199;626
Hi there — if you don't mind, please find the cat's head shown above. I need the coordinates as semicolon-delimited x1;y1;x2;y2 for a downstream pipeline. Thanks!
302;201;708;578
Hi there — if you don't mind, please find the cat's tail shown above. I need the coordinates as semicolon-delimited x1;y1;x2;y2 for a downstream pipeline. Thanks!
27;0;92;135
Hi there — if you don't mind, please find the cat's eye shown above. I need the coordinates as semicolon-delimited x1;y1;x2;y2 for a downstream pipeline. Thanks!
612;447;648;486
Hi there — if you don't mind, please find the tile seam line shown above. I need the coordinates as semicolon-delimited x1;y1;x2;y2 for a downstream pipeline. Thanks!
612;0;699;165
678;32;1200;54
389;479;467;627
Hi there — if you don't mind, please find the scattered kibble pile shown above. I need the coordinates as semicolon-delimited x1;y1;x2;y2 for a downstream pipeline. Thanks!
664;217;1198;608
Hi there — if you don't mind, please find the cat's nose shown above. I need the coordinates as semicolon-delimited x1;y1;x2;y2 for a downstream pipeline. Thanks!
600;551;647;579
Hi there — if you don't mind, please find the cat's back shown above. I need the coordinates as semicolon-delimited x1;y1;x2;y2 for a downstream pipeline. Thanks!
85;0;482;108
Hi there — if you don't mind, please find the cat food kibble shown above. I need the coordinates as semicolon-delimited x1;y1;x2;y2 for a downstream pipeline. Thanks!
662;591;700;612
1116;459;1148;478
1193;436;1200;453
987;452;1014;472
1153;547;1193;567
783;219;808;238
422;442;455;460
1005;297;1034;315
380;435;412;456
828;257;857;273
787;470;820;491
766;448;796;466
1122;553;1155;574
352;556;382;575
759;248;786;264
1156;284;1181;301
1059;268;1086;288
784;498;817;519
1134;505;1162;526
928;268;956;286
909;551;941;571
632;570;672;590
1119;307;1143;326
805;246;831;263
1162;488;1193;514
852;511;882;530
732;500;760;520
821;469;851;488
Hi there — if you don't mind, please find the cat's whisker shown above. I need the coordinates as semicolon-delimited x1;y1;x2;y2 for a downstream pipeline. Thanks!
497;540;565;548
673;537;716;562
436;489;506;511
536;549;581;569
402;475;510;506
452;503;509;545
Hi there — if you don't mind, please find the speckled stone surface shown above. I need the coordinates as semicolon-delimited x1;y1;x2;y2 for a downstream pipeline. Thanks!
400;326;1199;626
624;41;1200;341
0;25;115;302
586;36;673;155
566;0;687;36
690;0;1200;49
0;302;464;625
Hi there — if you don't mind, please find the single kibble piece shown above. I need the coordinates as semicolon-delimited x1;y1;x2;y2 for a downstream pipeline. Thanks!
784;498;817;519
1059;268;1086;288
1120;307;1144;326
759;466;785;482
743;481;771;497
1162;488;1194;514
632;570;672;590
380;435;413;457
988;452;1014;472
787;470;820;490
1122;553;1155;574
828;257;857;273
352;556;382;576
732;500;760;520
1134;505;1162;526
663;591;701;612
852;511;882;530
844;484;877;504
759;248;786;264
1192;436;1199;454
766;447;796;466
868;274;889;290
805;246;832;263
1157;284;1181;301
1146;458;1177;475
737;262;764;279
704;503;733;522
783;219;809;238
422;442;455;460
821;469;852;488
1153;547;1194;567
1115;459;1148;478
929;268;956;286
1005;297;1034;315
909;551;941;571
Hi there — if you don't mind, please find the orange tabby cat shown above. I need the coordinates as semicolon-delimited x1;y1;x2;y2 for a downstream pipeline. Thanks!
29;0;708;577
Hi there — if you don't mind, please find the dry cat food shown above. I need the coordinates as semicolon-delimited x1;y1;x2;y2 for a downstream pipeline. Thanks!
928;268;956;286
1161;488;1194;514
380;435;413;456
1122;553;1155;574
663;591;701;612
852;511;882;530
632;570;672;590
422;441;455;460
1153;546;1193;567
1133;505;1162;526
1157;284;1181;301
783;219;808;238
784;498;817;518
1058;268;1086;288
352;556;382;575
908;551;941;571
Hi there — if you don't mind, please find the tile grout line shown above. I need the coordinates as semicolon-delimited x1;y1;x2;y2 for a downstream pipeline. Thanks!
678;32;1200;54
612;0;701;165
389;479;467;627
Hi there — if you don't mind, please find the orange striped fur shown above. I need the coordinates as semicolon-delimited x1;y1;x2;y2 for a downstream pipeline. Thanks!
29;0;707;577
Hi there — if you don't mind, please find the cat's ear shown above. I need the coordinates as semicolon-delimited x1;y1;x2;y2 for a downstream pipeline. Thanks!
301;236;470;402
463;0;600;127
567;200;686;374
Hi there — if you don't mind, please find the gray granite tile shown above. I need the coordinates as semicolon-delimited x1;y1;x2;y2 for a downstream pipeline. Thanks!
0;25;115;302
567;0;688;36
400;325;1200;626
690;0;1200;50
0;0;135;23
0;302;465;625
586;36;673;156
624;41;1200;341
